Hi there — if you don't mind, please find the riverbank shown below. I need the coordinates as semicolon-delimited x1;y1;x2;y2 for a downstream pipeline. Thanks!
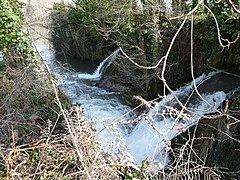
1;0;240;179
1;43;240;179
0;45;124;179
50;1;240;101
171;91;240;179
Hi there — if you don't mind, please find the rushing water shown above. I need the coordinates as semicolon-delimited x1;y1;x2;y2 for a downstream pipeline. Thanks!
0;51;3;62
38;44;134;154
37;44;240;167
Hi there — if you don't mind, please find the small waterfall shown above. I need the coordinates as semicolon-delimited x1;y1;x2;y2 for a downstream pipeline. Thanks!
77;48;120;80
126;70;239;166
37;44;240;168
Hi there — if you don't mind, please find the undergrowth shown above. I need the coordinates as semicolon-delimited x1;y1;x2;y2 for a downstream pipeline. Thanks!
0;50;123;179
1;0;239;179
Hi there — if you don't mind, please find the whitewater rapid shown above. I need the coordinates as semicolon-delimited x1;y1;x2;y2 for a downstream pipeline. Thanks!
38;44;238;167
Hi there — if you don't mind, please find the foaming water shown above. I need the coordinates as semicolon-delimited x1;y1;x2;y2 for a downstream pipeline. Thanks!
77;48;120;80
126;71;227;165
37;44;239;167
37;44;133;154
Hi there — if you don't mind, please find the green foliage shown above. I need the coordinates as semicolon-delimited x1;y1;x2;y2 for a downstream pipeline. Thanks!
194;1;239;39
0;0;23;47
119;166;138;180
50;2;106;61
50;0;240;100
119;160;155;180
29;150;40;163
0;164;7;178
0;0;35;64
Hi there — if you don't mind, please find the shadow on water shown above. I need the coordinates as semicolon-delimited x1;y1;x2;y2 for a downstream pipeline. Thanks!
169;69;240;110
56;54;99;73
188;69;240;106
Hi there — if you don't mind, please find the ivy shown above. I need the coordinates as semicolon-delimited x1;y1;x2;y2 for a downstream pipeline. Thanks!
0;0;35;64
0;0;23;48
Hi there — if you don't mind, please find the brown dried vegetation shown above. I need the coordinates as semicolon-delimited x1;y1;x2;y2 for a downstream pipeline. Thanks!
0;54;121;179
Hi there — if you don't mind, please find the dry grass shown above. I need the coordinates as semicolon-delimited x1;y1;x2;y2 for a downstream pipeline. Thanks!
0;112;120;179
0;48;228;180
1;1;239;178
0;0;137;173
0;53;122;179
1;41;237;180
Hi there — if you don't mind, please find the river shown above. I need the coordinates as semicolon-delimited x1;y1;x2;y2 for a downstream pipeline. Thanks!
37;43;240;167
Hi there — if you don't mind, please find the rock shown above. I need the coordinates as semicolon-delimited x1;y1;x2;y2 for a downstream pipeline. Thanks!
91;80;99;86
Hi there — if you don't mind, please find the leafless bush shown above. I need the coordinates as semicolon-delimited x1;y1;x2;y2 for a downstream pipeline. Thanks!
0;107;121;179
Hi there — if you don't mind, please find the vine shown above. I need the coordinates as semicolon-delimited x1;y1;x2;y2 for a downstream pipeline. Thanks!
0;0;35;65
